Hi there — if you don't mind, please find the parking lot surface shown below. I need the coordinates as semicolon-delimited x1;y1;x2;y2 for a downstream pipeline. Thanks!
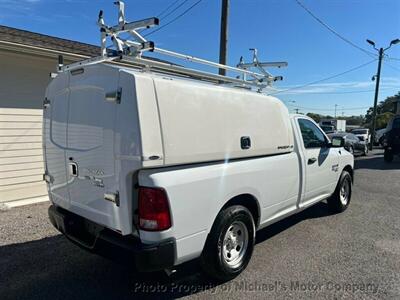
1;150;399;299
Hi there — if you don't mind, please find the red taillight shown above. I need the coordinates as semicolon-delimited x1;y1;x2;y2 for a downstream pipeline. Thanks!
138;187;171;231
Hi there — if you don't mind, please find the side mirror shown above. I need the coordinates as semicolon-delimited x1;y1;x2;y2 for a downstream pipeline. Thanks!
331;136;344;148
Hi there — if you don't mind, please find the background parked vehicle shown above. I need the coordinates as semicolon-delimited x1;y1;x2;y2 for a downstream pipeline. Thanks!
351;128;370;144
320;119;346;132
328;132;368;156
375;128;387;146
320;125;335;134
383;115;400;162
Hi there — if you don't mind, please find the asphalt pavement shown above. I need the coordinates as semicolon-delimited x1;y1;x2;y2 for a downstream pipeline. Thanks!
0;149;399;299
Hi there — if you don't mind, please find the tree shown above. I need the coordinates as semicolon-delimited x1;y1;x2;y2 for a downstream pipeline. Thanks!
306;113;365;126
376;112;395;129
306;113;322;123
365;91;399;129
344;115;365;126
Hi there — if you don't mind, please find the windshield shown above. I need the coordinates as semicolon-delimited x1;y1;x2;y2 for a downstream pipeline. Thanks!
352;129;368;134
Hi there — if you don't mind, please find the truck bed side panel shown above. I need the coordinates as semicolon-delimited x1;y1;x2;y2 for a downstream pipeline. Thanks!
138;152;300;264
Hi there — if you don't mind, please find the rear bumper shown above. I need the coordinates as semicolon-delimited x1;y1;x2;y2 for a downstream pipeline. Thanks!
48;205;175;272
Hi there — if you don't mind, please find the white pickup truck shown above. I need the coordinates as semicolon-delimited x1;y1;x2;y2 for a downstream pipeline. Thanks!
44;62;354;281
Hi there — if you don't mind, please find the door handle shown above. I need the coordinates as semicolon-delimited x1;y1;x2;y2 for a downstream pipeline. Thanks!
68;162;78;177
308;157;317;164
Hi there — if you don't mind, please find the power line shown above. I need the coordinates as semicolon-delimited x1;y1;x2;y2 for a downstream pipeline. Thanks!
384;60;400;73
158;0;191;20
299;89;379;95
268;59;377;95
156;0;182;18
144;0;203;37
278;87;397;95
287;104;370;112
294;0;377;58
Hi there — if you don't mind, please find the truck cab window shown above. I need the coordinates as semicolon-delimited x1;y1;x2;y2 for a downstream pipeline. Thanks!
298;119;327;149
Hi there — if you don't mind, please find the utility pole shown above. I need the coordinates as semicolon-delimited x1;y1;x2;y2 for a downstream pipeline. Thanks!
295;108;300;114
218;0;229;76
370;47;383;150
366;38;399;150
334;104;338;118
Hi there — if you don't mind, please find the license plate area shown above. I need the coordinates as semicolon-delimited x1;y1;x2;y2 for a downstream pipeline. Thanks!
51;207;103;249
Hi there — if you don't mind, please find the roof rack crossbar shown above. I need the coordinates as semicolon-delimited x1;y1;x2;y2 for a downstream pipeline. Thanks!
122;55;266;87
121;39;268;81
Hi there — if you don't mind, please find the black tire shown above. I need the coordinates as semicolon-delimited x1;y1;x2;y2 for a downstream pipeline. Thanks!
384;150;394;163
327;170;352;213
200;205;255;281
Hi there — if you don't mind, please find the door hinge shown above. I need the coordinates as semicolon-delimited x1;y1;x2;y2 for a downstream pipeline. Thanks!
105;87;122;104
104;191;120;207
43;97;51;109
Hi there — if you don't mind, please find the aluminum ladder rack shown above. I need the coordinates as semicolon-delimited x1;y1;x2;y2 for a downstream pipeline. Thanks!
61;1;287;93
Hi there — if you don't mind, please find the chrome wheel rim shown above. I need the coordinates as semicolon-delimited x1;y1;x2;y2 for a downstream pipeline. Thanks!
222;221;249;268
340;179;350;206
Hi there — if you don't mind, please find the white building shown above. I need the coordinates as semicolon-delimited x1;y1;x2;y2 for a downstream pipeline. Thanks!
0;25;100;204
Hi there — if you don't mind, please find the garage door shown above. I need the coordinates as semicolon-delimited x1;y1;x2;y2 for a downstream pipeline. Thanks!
0;108;48;203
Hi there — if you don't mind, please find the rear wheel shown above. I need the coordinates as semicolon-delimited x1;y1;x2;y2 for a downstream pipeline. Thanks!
327;170;352;213
384;149;394;163
200;205;255;281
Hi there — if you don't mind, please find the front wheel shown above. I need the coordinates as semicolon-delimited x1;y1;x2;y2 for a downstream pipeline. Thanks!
327;170;352;213
200;205;255;281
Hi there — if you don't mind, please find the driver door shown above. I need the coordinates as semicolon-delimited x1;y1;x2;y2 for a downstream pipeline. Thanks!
297;118;339;206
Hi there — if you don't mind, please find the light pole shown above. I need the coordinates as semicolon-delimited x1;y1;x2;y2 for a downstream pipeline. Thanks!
366;38;400;150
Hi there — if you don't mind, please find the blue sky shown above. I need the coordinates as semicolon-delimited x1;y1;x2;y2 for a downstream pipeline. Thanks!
1;0;399;116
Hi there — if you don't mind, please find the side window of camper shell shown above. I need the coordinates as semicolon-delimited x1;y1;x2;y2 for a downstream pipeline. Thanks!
298;119;327;149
